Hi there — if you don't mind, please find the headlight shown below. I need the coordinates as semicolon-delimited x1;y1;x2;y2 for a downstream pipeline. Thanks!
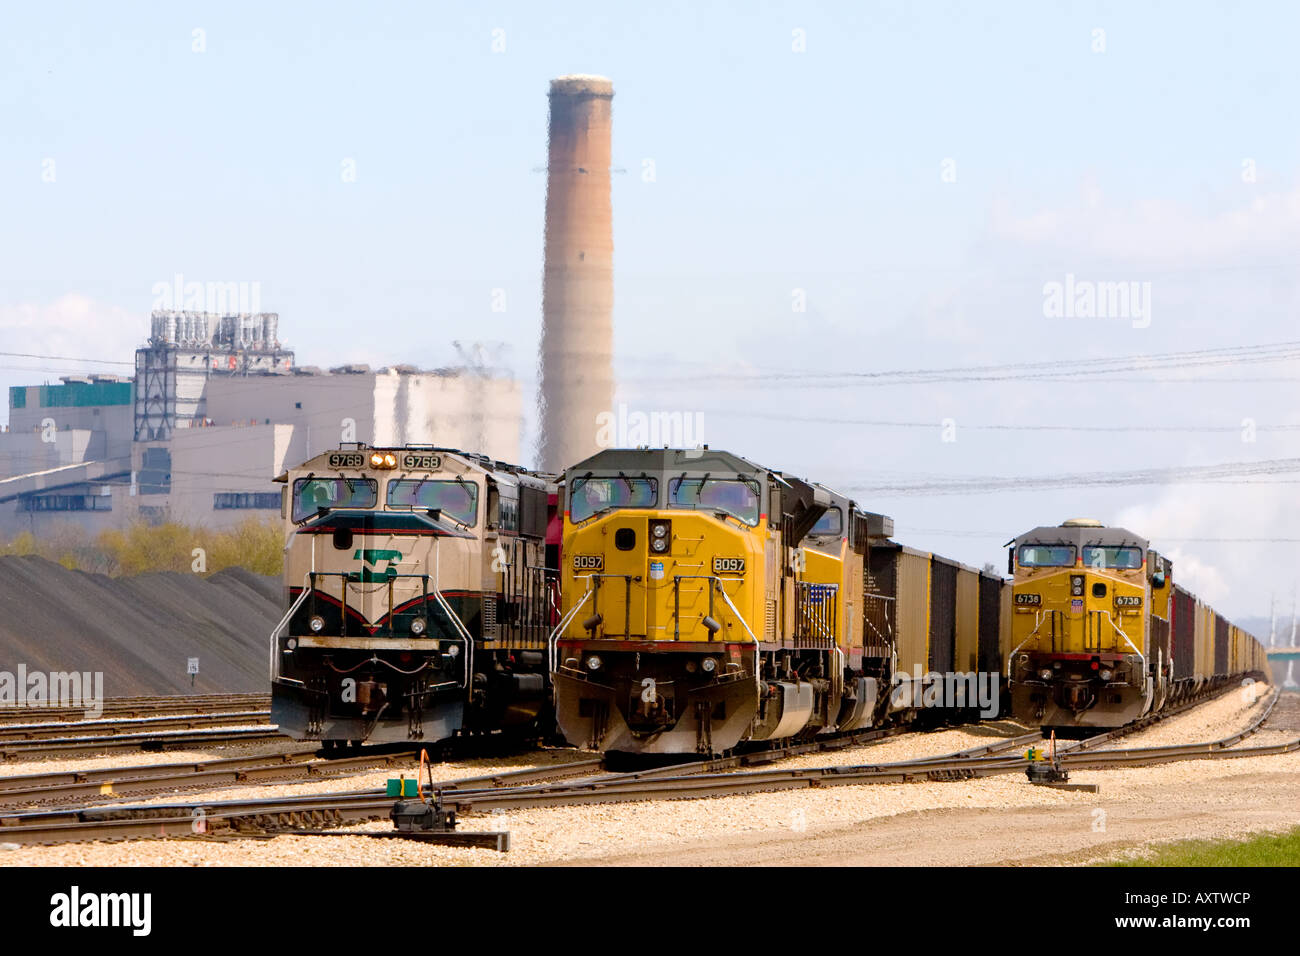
286;637;297;650
701;657;717;673
309;615;325;633
651;538;668;553
410;617;426;635
369;452;384;467
1038;668;1053;681
446;644;460;657
653;524;667;538
383;453;397;468
1099;668;1114;681
586;655;602;671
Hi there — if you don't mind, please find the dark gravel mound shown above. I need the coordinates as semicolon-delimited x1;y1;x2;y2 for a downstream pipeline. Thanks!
0;555;282;696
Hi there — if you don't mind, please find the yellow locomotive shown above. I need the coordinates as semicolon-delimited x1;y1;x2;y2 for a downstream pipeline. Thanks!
550;447;933;755
1007;518;1265;733
270;445;555;748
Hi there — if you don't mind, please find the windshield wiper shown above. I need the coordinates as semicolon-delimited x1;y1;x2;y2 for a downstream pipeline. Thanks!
713;509;756;529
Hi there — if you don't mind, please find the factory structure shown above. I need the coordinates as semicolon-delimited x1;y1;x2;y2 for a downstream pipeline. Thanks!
0;312;521;537
537;75;616;473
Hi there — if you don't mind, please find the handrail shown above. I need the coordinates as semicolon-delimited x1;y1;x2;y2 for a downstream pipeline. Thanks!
1005;635;1034;680
712;578;762;697
1099;609;1147;678
1006;609;1057;678
433;539;474;689
547;584;595;672
269;573;313;682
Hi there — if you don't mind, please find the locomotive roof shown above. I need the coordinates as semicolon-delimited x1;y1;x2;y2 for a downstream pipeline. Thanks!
275;445;554;488
564;447;769;480
1011;523;1150;551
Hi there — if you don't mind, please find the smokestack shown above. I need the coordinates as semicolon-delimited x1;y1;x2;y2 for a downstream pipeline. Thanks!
537;74;615;472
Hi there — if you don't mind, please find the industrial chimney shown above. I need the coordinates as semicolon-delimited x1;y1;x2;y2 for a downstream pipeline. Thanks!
537;74;615;473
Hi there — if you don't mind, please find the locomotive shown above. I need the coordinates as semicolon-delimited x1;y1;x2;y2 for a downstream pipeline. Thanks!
549;447;1012;755
270;445;556;748
1006;519;1267;733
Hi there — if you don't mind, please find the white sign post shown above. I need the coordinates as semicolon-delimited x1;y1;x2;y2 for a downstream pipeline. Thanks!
187;657;200;689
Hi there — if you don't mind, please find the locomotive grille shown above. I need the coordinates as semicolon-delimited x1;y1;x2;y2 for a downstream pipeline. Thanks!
482;596;498;637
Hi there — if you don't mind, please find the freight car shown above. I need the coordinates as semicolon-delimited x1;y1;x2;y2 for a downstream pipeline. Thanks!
270;445;557;748
864;542;1010;725
1006;519;1265;734
549;447;1012;756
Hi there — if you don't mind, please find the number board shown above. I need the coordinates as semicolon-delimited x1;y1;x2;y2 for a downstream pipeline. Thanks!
1014;592;1042;606
573;554;604;571
327;452;365;469
1115;595;1143;608
401;453;443;471
712;556;746;574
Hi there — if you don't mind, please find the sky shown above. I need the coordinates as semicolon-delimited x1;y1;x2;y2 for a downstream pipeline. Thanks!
2;1;1299;624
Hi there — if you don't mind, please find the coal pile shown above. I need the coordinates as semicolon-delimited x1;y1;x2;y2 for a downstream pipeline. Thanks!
0;555;281;696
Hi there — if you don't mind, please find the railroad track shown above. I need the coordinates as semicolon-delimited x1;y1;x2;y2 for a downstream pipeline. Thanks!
0;707;1017;808
432;688;1298;812
0;758;606;845
0;719;1041;843
0;726;287;761
2;688;1287;846
0;711;271;743
0;748;595;808
0;694;269;724
0;714;1034;841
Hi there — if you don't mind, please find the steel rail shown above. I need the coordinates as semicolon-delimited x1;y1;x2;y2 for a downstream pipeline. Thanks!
0;710;271;742
0;694;269;724
0;726;286;760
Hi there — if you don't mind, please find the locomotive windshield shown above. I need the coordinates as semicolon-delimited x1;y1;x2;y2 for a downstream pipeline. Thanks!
387;479;477;525
292;477;378;522
1018;544;1075;567
810;507;842;536
669;477;761;526
1082;546;1143;570
569;476;657;522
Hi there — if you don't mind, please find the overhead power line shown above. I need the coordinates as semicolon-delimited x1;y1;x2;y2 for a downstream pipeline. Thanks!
841;457;1300;497
631;340;1300;388
695;409;1300;434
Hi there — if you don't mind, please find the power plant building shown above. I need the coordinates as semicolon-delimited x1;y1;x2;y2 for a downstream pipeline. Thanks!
0;311;522;537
